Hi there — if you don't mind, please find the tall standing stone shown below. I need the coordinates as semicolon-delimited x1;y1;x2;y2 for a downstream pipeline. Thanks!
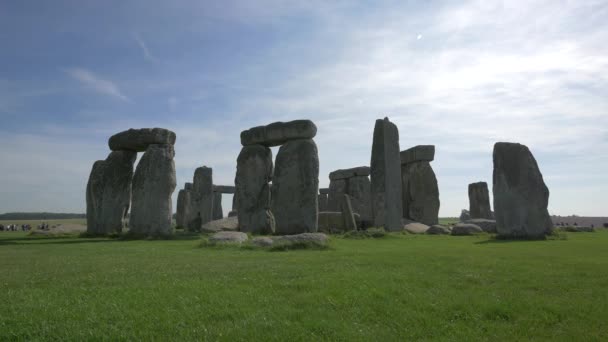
129;144;176;237
86;150;136;235
327;179;347;211
370;118;403;231
341;194;357;231
212;192;223;220
468;182;492;219
318;193;329;212
189;167;214;231
401;161;440;226
348;175;373;227
272;139;319;234
176;187;192;228
235;145;275;234
493;142;553;238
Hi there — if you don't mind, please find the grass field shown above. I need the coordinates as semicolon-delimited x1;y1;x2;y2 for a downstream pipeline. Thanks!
0;218;86;228
1;228;607;340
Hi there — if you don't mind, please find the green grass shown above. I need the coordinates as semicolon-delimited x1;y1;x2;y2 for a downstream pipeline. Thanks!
1;230;607;340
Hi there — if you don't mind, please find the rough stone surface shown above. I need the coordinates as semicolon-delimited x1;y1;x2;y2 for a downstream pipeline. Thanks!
469;182;493;219
341;194;357;231
189;167;214;231
212;192;223;220
176;189;192;228
401;161;439;226
201;216;239;233
235;145;275;234
272;139;319;235
252;236;274;247
319;188;330;195
208;231;248;244
465;219;497;233
184;182;193;190
427;225;451;235
370;118;403;231
493;142;553;238
451;223;483;236
347;176;373;226
240;120;317;147
318;193;329;212
213;185;236;194
129;144;176;236
318;212;361;233
327;178;347;211
460;209;471;222
400;145;435;165
273;233;328;245
109;128;176;152
86;160;106;234
228;210;238;217
329;166;371;180
403;222;430;234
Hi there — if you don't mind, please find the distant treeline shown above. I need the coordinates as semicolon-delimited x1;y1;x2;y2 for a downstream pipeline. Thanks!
0;212;86;220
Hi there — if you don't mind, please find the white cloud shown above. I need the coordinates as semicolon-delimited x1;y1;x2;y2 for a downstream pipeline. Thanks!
133;33;159;63
64;67;130;102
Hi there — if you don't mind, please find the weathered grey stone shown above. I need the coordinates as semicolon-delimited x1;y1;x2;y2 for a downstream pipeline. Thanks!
109;128;176;152
427;225;451;235
348;175;373;227
319;188;330;195
370;118;403;231
401;161;440;226
208;231;248;244
493;142;553;238
240;120;317;147
273;233;328;245
86;151;137;235
184;182;193;190
235;145;275;234
329;166;371;180
189;166;214;231
400;145;435;165
129;144;176;237
327;178;347;211
252;236;274;247
228;210;238;217
318;211;361;233
459;209;471;222
201;216;238;233
341;194;357;231
212;192;223;220
469;182;493;219
465;219;497;233
451;223;483;236
318;193;329;212
272;139;319;234
213;185;236;194
403;221;430;234
176;189;192;228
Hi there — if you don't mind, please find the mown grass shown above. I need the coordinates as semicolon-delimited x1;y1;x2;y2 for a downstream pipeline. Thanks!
0;218;86;228
1;229;607;340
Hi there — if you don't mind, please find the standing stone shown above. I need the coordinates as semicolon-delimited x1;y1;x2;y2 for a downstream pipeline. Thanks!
235;145;275;234
184;182;193;190
86;150;137;235
401;161;440;226
189;167;214;231
129;144;176;237
341;194;357;231
318;193;329;212
327;178;347;211
468;182;492;219
347;175;373;227
370;118;403;231
493;142;553;238
176;188;192;229
272;139;319;234
212;192;223;220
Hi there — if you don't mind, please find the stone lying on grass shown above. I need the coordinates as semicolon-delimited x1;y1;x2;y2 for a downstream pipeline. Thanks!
208;231;248;244
464;219;497;233
451;223;484;236
201;216;239;233
403;221;429;234
251;236;274;247
426;225;450;235
273;233;328;245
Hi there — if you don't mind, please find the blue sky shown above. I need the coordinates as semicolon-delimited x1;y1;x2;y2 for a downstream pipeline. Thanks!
1;0;607;216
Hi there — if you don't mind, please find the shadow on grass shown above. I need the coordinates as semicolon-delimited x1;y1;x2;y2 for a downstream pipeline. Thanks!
474;232;567;244
0;230;201;246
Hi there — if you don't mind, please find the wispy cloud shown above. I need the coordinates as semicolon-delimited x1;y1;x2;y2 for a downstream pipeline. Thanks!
64;67;130;102
132;33;159;63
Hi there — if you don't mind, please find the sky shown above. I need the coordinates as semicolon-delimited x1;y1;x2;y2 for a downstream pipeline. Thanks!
0;0;607;217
